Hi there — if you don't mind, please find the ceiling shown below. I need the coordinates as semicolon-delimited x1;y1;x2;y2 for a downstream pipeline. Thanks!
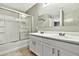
39;3;79;17
0;3;79;17
0;3;36;12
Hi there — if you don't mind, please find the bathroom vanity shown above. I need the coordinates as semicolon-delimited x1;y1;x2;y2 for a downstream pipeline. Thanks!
29;32;79;56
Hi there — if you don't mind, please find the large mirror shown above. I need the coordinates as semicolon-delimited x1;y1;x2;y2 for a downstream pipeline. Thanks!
38;14;54;29
38;3;79;31
64;8;79;26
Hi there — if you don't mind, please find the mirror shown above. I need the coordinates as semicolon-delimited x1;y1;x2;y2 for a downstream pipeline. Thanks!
38;3;79;31
64;8;79;26
38;14;61;29
38;14;54;29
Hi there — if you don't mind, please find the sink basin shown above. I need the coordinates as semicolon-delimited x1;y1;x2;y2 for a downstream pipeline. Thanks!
31;32;79;40
30;32;79;44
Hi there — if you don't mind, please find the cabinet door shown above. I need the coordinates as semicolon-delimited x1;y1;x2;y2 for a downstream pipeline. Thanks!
30;36;43;56
36;40;42;56
5;21;19;42
56;48;77;56
30;38;37;54
43;44;56;56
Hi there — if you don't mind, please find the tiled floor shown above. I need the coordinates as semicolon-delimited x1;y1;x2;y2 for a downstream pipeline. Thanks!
2;48;36;56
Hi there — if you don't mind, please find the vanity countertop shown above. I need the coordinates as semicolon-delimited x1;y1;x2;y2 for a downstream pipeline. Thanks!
30;33;79;45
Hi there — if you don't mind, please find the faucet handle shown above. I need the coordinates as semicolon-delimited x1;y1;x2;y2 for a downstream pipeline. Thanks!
59;33;65;36
62;33;65;36
59;33;62;36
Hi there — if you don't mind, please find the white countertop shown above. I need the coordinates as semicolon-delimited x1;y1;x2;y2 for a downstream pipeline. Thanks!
30;33;79;45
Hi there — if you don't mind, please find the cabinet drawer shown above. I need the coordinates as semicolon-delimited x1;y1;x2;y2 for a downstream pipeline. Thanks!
42;38;56;46
30;36;42;42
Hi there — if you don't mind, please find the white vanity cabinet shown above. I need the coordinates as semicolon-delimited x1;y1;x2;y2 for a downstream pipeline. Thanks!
43;38;78;56
42;41;77;56
30;34;79;56
30;36;42;56
30;35;55;56
42;39;76;56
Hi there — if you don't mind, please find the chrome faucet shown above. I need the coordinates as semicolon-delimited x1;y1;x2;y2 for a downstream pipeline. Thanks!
59;33;65;36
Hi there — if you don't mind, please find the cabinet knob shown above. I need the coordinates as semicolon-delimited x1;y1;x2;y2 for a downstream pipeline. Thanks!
57;50;60;56
52;48;55;54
